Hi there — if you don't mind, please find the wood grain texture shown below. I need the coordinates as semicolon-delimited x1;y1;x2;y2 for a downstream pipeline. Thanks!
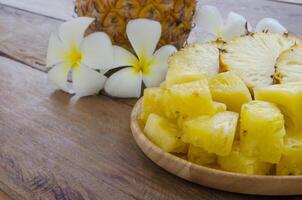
0;0;74;20
0;5;61;71
3;56;302;199
131;99;302;196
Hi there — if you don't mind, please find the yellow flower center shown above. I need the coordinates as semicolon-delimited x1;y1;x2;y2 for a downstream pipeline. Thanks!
65;45;83;69
132;56;153;75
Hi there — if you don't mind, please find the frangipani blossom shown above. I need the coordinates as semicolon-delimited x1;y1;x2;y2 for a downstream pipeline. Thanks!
47;17;114;98
255;18;287;34
193;5;249;43
105;19;177;98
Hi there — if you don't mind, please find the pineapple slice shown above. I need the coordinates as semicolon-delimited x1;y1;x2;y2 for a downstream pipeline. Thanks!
182;111;238;156
163;80;215;120
277;134;302;175
240;100;286;163
140;87;164;123
218;142;272;175
188;145;216;166
254;82;302;133
220;33;299;89
168;43;219;80
209;71;252;112
144;114;187;153
274;44;302;83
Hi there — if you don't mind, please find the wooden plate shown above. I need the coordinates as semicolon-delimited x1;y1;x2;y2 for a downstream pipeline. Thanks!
130;98;302;196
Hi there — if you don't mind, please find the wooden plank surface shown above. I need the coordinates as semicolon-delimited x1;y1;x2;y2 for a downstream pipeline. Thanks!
0;0;302;199
0;0;73;20
3;56;300;200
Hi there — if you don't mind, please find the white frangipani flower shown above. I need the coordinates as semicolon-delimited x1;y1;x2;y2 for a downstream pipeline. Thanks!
255;18;287;34
192;5;249;43
104;19;177;98
47;17;114;98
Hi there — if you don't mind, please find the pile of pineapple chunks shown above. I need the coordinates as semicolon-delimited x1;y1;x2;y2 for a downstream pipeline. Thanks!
139;35;302;176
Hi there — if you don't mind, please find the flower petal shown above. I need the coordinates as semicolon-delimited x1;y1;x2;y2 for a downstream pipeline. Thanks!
113;45;138;68
222;12;248;40
191;28;218;43
48;63;73;93
194;5;223;35
59;17;94;47
80;32;114;70
105;67;142;98
152;45;177;61
255;18;287;34
72;64;107;98
143;62;167;88
127;19;161;59
143;45;177;87
46;33;65;67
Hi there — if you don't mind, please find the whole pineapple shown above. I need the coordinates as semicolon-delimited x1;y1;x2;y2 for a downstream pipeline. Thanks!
75;0;197;50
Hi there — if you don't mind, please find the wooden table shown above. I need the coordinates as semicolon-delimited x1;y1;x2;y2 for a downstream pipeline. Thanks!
0;0;301;199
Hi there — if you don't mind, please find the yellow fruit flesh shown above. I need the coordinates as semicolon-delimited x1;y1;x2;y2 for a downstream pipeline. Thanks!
188;145;216;166
210;72;252;112
182;111;238;156
165;65;208;87
240;101;286;163
254;82;302;133
144;114;187;153
218;142;272;175
163;80;215;120
140;87;164;124
277;134;302;175
168;43;219;79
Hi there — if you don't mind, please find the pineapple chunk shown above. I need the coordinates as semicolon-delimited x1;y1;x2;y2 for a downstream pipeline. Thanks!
165;65;208;86
177;101;226;129
182;111;238;156
213;102;227;113
209;72;252;112
277;134;302;175
163;80;215;120
144;114;187;153
140;87;164;123
240;100;286;163
254;82;302;132
188;145;216;166
168;43;219;79
218;142;272;175
220;33;299;89
274;44;302;83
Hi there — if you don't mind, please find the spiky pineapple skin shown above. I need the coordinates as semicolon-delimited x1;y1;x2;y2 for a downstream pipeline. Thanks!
75;0;197;50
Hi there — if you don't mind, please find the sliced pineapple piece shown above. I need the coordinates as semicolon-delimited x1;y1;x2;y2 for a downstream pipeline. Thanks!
254;82;302;133
140;87;164;123
188;145;216;166
277;134;302;175
182;111;238;156
209;71;252;112
163;80;215;120
274;44;302;83
213;101;227;113
144;114;188;153
165;66;208;87
177;101;226;129
218;142;272;175
220;33;299;89
240;100;286;163
168;43;219;80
